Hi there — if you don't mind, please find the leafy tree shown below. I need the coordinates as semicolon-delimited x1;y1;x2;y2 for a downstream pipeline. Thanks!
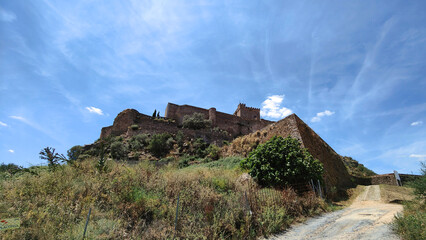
182;112;211;130
67;145;82;162
0;163;22;174
147;133;172;158
39;147;66;171
240;136;323;187
152;109;157;118
157;111;160;118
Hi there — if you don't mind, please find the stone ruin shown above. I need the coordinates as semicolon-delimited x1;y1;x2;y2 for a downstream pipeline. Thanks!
100;103;273;141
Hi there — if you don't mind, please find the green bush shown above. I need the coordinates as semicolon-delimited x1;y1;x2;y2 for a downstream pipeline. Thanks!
67;145;83;162
130;124;139;130
182;112;211;130
110;141;127;160
129;134;149;151
147;133;172;158
393;161;426;240
410;161;426;197
192;138;208;158
240;136;323;187
206;144;221;160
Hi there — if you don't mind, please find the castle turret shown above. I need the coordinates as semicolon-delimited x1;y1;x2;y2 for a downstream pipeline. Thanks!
233;103;260;120
209;107;217;127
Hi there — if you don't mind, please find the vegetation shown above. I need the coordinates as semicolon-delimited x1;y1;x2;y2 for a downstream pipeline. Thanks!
0;157;333;239
182;112;211;130
67;145;83;162
241;136;323;187
341;156;376;177
39;147;66;171
147;133;173;158
129;133;149;151
393;161;426;240
110;141;127;160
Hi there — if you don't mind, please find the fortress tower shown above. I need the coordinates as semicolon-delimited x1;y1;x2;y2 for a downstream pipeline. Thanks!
233;103;260;120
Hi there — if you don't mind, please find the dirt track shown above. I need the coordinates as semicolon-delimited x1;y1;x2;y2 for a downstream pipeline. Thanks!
269;185;402;240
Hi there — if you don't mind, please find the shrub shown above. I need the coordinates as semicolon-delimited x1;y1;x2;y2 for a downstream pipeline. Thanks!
206;144;221;161
393;161;426;239
147;133;172;158
240;136;323;187
192;138;208;158
129;134;149;151
110;141;127;160
175;131;185;149
182;112;211;130
130;124;139;130
409;161;426;198
67;145;82;162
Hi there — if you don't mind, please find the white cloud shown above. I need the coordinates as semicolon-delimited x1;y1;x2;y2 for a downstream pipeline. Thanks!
411;121;423;126
10;116;26;121
8;149;14;153
0;121;7;127
0;8;16;22
86;106;104;115
260;95;293;119
311;110;335;122
409;154;426;158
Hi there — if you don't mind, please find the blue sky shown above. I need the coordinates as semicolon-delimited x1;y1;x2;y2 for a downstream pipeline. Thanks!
0;0;425;174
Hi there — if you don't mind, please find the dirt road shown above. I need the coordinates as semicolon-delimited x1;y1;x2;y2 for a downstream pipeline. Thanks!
269;185;402;240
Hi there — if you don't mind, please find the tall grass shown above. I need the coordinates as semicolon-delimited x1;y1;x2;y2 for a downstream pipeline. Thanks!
0;158;330;239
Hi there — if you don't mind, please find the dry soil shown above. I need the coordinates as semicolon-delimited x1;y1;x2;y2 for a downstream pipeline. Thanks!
269;185;402;240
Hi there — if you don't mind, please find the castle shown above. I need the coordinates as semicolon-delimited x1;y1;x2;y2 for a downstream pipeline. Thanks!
100;103;273;140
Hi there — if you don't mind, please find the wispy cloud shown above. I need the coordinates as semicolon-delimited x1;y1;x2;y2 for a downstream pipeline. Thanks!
311;110;335;122
410;154;426;159
10;116;26;121
9;115;61;142
260;95;292;119
0;121;7;127
411;121;423;126
0;8;16;22
8;149;15;153
85;106;104;115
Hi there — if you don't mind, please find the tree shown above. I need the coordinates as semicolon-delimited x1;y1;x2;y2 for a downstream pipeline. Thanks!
67;145;82;162
182;112;211;129
39;147;66;171
152;109;157;118
240;136;323;187
157;111;160;118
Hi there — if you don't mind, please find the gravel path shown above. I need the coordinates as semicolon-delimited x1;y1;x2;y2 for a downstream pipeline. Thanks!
268;185;402;240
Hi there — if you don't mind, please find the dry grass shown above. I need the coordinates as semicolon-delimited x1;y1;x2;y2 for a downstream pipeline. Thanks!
0;158;333;239
379;184;415;203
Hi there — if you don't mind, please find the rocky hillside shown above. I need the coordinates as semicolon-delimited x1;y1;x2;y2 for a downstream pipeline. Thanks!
341;156;376;178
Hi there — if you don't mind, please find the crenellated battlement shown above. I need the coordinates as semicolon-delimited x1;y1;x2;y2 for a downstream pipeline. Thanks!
233;103;260;120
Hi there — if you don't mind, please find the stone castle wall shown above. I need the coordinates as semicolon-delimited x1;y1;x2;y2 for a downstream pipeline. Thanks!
100;109;233;145
164;102;272;137
101;102;273;143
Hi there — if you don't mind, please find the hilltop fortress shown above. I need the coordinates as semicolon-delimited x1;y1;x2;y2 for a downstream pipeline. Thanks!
100;103;273;141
